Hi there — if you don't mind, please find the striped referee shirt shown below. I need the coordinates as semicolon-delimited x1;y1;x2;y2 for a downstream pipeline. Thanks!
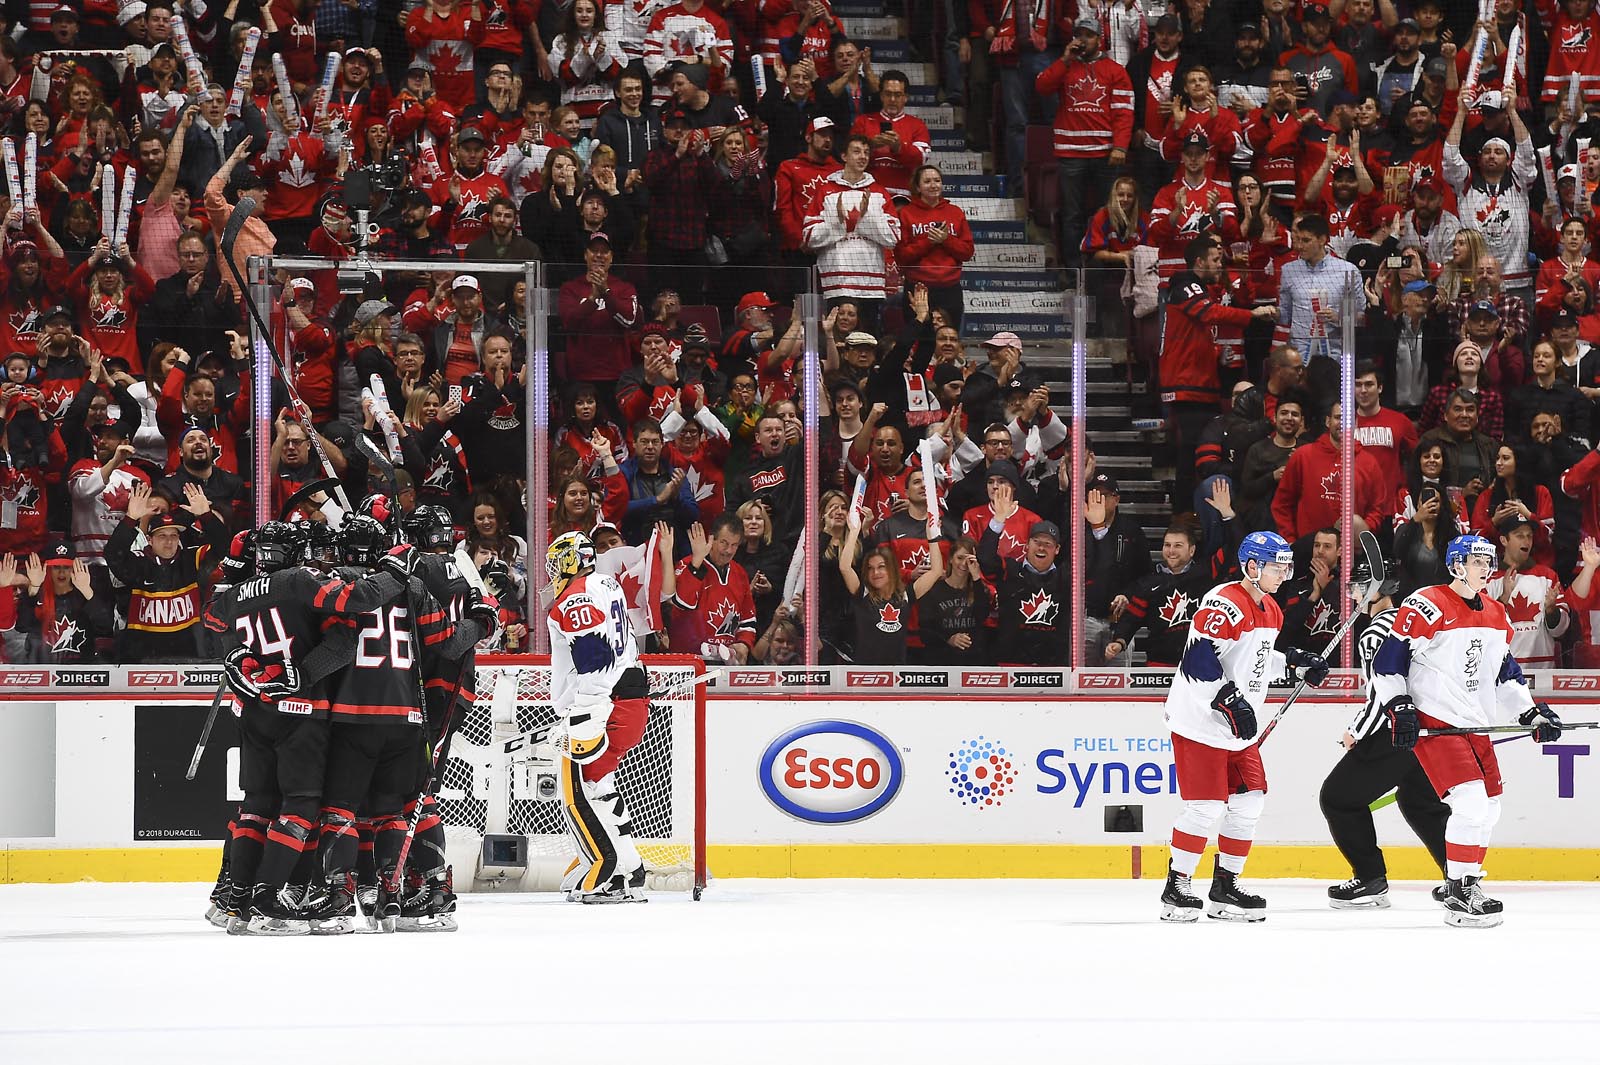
1346;607;1397;741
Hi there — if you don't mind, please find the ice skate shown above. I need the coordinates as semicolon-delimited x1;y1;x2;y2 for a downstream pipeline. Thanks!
1207;857;1267;922
204;855;232;927
577;873;648;904
1431;883;1449;907
235;886;311;936
1328;876;1391;909
1159;861;1203;923
396;872;458;932
374;868;402;932
1443;876;1503;928
307;875;357;936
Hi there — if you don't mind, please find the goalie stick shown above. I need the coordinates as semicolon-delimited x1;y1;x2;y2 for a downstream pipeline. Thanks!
500;668;716;757
217;196;351;513
1258;529;1385;746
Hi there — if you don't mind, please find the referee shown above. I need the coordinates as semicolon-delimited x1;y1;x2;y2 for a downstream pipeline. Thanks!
1319;604;1451;908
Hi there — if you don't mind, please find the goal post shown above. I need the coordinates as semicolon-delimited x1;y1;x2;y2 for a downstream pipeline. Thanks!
439;653;708;899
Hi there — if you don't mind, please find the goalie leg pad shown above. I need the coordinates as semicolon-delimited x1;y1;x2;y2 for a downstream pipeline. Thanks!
560;755;629;895
592;772;643;880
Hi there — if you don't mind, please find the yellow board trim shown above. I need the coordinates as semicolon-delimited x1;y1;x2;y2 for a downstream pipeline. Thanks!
8;844;1600;884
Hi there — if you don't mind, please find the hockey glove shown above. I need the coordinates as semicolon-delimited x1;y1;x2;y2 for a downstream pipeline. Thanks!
1212;683;1258;741
1284;646;1330;687
465;592;500;631
1519;701;1564;743
224;646;300;703
561;693;613;765
380;543;418;578
1383;695;1420;750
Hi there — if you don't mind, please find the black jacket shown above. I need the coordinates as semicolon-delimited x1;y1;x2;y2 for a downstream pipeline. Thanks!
978;524;1071;666
1082;508;1152;618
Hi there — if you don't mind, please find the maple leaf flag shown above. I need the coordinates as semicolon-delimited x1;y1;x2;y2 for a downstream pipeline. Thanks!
595;526;665;632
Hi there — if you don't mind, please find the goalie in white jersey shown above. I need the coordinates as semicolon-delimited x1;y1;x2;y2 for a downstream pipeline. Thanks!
1369;534;1564;927
546;531;653;903
1159;531;1330;923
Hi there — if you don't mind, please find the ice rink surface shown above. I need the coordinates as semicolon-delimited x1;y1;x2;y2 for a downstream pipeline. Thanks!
1;878;1595;1065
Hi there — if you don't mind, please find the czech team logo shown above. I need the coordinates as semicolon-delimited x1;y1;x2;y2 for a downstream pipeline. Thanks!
946;736;1018;808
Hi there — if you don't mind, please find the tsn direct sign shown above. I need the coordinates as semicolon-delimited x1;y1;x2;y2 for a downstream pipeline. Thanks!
758;720;904;824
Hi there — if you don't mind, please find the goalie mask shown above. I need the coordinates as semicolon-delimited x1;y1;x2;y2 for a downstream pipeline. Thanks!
255;521;306;573
341;514;391;567
546;531;596;597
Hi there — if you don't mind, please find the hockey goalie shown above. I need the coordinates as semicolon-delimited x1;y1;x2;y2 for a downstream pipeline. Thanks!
545;531;653;903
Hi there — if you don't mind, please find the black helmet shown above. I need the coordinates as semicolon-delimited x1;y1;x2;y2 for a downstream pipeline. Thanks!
341;514;391;567
255;521;306;573
403;503;455;551
356;493;401;539
303;520;339;567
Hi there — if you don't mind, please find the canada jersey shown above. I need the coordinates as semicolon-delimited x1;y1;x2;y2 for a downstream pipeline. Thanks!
1165;581;1285;751
1369;585;1535;729
548;572;643;716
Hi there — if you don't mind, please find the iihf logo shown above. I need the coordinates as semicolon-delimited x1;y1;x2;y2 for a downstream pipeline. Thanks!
946;736;1018;808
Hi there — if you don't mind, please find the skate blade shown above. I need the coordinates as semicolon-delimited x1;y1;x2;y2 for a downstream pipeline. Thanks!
1328;894;1391;910
204;904;232;929
396;915;459;932
309;917;356;936
577;892;647;905
1207;903;1266;922
1444;910;1503;928
225;916;251;935
244;916;310;936
1159;904;1201;923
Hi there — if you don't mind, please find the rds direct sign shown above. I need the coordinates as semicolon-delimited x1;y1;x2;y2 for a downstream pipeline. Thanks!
759;720;905;824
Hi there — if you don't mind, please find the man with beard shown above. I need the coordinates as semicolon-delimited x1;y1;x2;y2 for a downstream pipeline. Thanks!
376;188;455;304
1445;87;1537;305
1215;21;1272;122
1399;173;1460;266
463;196;540;310
158;427;246;523
33;308;90;419
1274;525;1347;655
1105;518;1244;666
430;127;511;251
1280;4;1359;115
1373;16;1427;118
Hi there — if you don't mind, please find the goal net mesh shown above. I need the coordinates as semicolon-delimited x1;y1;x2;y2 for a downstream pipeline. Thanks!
436;655;704;892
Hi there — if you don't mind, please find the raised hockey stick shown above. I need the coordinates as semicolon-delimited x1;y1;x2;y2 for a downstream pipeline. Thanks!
1423;721;1600;736
501;668;717;757
184;678;230;781
217;196;351;513
1258;530;1386;746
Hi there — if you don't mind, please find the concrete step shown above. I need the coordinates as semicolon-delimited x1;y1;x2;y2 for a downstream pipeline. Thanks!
969;243;1049;269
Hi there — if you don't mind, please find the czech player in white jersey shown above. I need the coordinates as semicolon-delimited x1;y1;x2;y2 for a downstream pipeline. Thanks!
1159;531;1330;922
546;531;654;903
1369;534;1564;927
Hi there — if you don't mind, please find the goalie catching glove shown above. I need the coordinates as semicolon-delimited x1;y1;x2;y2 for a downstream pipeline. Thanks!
1520;701;1563;743
224;645;301;702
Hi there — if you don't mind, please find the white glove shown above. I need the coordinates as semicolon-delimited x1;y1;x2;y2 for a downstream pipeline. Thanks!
563;693;613;765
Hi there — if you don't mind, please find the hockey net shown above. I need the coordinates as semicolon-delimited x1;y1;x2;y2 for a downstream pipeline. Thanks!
437;654;707;897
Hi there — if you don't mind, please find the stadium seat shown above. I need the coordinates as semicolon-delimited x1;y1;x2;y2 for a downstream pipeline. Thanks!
678;304;723;344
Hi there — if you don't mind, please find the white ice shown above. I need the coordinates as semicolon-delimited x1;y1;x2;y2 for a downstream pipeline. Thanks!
1;878;1595;1064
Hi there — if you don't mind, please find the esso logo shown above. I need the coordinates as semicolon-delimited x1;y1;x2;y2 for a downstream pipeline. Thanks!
758;720;904;824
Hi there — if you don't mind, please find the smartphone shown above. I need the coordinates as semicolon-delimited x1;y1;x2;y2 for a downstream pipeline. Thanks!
1384;256;1405;269
880;120;892;134
1293;73;1311;94
448;384;463;406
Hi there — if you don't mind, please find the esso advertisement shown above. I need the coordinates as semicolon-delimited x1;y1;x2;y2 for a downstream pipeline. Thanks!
758;720;904;824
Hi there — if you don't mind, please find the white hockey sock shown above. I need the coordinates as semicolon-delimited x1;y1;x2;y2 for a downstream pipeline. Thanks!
1217;790;1265;875
1170;799;1225;877
1443;780;1491;880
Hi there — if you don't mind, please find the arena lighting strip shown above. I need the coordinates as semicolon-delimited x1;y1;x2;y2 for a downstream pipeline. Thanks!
252;255;543;644
1070;271;1086;670
801;289;822;666
1338;290;1356;667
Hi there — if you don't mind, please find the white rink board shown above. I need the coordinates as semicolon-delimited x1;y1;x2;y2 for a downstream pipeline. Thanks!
707;698;1600;849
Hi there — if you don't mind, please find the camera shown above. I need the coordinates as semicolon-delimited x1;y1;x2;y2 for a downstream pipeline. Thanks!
1384;256;1405;269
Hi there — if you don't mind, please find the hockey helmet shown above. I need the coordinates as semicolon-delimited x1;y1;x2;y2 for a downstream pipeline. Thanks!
356;492;402;539
1238;530;1293;578
403;503;456;551
302;520;340;567
219;529;255;583
546;530;596;596
1445;533;1497;573
255;521;306;573
341;514;391;567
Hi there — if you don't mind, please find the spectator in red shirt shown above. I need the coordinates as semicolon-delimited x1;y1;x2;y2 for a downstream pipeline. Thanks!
849;68;930;202
1273;400;1386;541
671;515;757;663
405;0;488;113
556;231;640;384
894;164;974;325
67;239;156;376
643;106;719;303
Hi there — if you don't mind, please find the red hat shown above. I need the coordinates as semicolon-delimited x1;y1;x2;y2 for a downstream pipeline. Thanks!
639;321;672;338
1372;204;1404;230
1413;173;1446;195
735;291;776;316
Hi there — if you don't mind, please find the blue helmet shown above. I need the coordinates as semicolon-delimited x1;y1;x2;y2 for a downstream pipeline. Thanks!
1239;531;1293;575
1445;534;1497;571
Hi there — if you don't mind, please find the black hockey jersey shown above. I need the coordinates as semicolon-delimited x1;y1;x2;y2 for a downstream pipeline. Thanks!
978;525;1072;666
203;567;407;718
411;551;484;712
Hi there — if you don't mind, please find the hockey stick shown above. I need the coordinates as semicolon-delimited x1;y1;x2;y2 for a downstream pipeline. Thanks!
184;678;229;781
385;585;455;902
1423;721;1600;736
501;668;717;757
217;196;351;513
1258;530;1386;746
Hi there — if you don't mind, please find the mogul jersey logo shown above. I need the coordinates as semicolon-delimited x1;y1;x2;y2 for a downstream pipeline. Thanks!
946;736;1018;808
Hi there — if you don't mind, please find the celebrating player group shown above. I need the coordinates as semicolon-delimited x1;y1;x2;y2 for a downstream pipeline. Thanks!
1160;530;1564;928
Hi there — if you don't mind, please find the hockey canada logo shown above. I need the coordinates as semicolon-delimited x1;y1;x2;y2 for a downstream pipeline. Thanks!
759;720;904;824
946;736;1018;808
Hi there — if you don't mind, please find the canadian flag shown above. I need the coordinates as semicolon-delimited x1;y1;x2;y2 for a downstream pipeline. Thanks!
595;526;666;633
